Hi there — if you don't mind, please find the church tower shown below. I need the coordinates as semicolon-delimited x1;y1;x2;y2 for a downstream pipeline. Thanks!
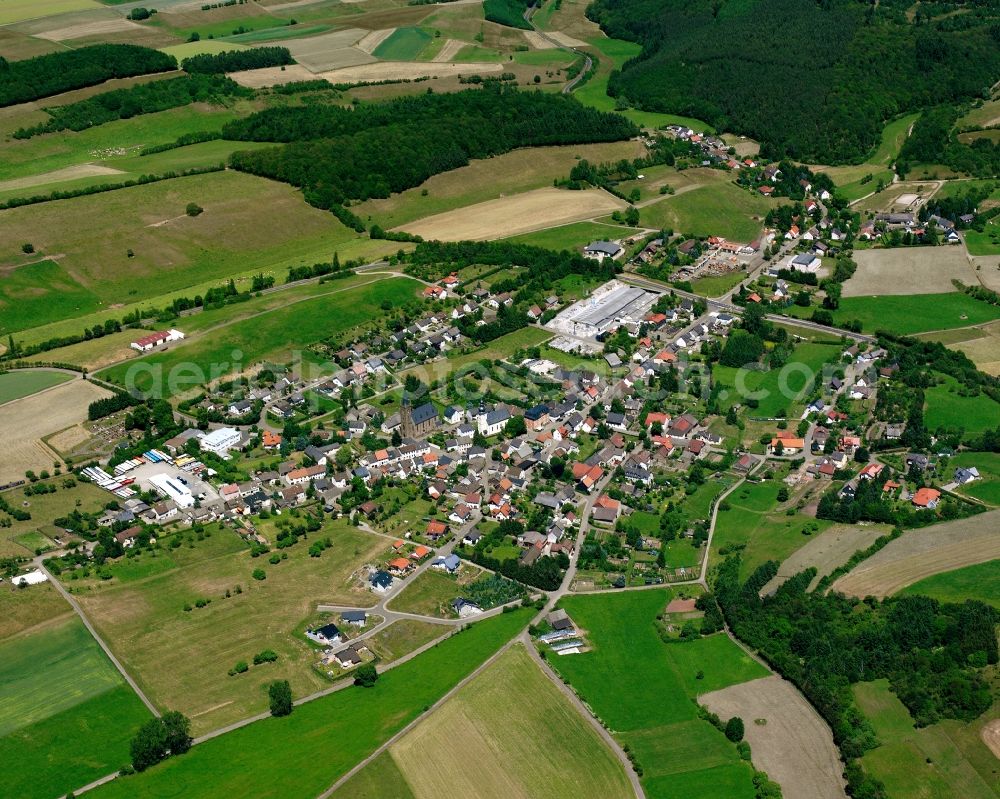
401;393;415;439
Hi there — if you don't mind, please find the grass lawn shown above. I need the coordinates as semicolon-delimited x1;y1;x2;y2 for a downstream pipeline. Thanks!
0;617;152;798
373;26;432;60
949;451;1000;506
87;608;532;799
899;560;1000;607
712;480;834;578
638;181;773;242
100;277;420;396
506;220;640;251
713;341;839;417
365;619;447;663
829;292;1000;335
549;590;767;799
682;475;737;521
0;171;371;334
924;374;1000;435
854;679;997;799
387;566;481;618
72;520;387;734
963;228;1000;256
0;369;72;404
690;270;747;298
361;643;633;799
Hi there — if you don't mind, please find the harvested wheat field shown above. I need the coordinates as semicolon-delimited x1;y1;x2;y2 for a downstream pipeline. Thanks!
398;187;625;241
523;30;556;49
761;523;890;595
357;28;395;54
432;38;466;61
546;31;587;47
36;18;143;41
701;675;847;799
229;64;317;88
320;60;501;83
845;247;977;297
273;28;374;72
924;319;1000;375
0;164;125;194
832;511;1000;599
0;378;110;484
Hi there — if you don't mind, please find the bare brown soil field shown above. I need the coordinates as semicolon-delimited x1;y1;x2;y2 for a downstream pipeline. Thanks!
701;675;848;799
320;60;501;83
832;511;1000;598
845;247;977;297
0;378;110;485
432;38;466;61
398;187;624;241
356;27;395;54
270;28;375;72
0;164;125;194
761;523;890;595
36;18;143;41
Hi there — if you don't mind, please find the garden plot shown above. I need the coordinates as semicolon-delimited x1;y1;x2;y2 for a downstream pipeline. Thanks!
700;676;847;799
843;247;977;297
398;186;624;241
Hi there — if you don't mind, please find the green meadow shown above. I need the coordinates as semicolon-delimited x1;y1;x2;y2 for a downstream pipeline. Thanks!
0;368;73;404
0;618;152;799
550;590;768;799
899;560;1000;607
814;292;1000;335
638;182;773;242
374;27;433;60
924;374;1000;435
100;277;421;395
950;452;1000;506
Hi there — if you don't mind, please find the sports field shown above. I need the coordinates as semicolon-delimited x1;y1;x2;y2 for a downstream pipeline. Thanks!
898;560;1000;607
845;247;977;297
701;675;847;799
638;181;774;243
0;617;152;799
399;187;624;241
0;369;72;404
347;644;633;799
85;608;533;799
73;520;386;733
855;679;997;799
832;511;1000;599
549;589;768;799
100;276;420;396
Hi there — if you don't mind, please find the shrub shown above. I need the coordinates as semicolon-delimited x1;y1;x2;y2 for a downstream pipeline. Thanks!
186;202;203;217
253;649;279;665
252;568;266;581
228;661;249;676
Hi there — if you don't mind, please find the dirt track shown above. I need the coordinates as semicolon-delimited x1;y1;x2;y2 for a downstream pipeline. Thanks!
701;675;848;799
831;511;1000;598
398;187;624;241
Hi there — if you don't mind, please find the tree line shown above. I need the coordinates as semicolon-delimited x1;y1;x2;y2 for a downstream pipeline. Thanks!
714;555;997;799
13;74;250;138
180;47;294;75
899;105;1000;179
223;86;637;212
0;44;176;107
588;0;1000;162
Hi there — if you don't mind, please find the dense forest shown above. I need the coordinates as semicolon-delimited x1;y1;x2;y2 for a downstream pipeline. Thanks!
0;44;176;107
13;75;250;138
225;86;637;209
180;47;294;74
715;556;997;799
588;0;1000;162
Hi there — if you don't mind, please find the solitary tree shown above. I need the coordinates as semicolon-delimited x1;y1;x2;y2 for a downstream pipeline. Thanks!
186;202;204;217
725;716;745;742
130;718;168;771
354;663;378;688
268;679;293;717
